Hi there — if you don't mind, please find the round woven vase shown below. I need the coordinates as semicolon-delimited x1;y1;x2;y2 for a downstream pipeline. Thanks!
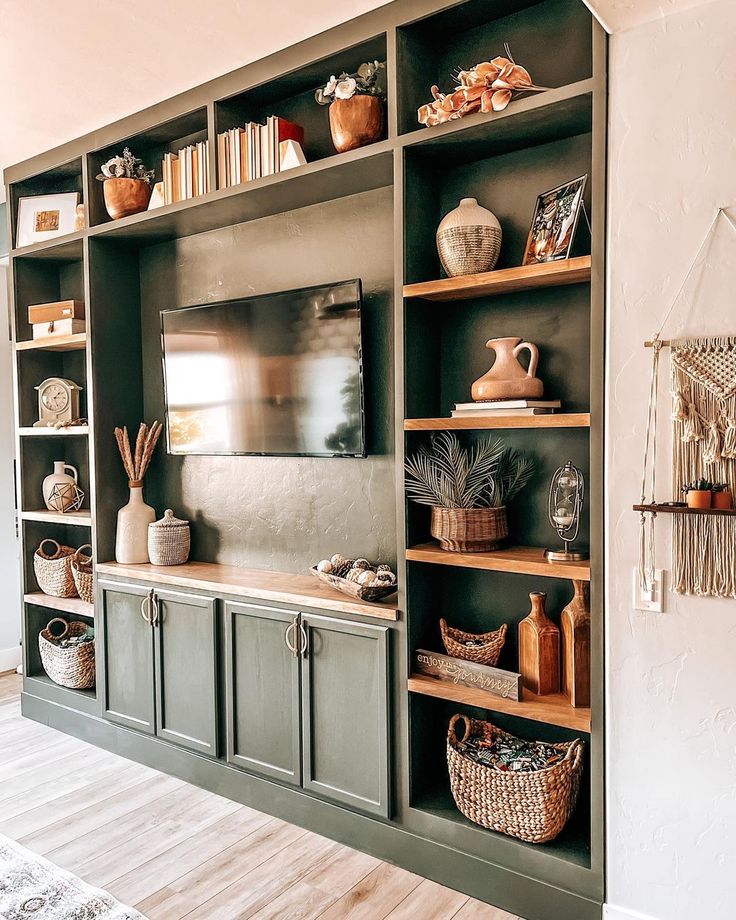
436;198;502;277
431;506;508;553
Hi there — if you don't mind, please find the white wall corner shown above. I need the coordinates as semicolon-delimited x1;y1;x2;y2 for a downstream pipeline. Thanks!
604;905;659;920
0;645;21;675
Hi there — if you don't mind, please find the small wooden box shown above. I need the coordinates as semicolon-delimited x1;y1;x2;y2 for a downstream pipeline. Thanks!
28;299;86;325
32;318;85;339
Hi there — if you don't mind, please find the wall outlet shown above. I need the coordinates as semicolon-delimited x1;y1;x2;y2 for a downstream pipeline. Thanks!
632;568;665;613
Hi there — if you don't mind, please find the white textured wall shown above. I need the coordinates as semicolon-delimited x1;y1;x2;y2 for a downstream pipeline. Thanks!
606;2;736;918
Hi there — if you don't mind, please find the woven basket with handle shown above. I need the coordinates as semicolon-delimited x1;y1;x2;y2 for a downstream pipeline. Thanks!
39;618;95;690
33;539;77;598
71;544;94;605
431;506;508;552
447;714;584;844
440;619;507;666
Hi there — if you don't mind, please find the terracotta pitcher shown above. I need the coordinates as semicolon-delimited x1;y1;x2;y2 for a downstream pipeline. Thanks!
471;336;543;402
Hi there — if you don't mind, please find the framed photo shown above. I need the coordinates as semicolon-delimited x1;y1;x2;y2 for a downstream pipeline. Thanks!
16;192;80;249
522;175;587;265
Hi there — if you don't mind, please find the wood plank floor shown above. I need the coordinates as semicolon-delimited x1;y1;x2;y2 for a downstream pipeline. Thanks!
0;672;520;920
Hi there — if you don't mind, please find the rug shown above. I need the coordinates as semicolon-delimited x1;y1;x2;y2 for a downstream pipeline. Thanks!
0;834;145;920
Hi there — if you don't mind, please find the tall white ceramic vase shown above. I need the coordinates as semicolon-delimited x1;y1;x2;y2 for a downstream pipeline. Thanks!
115;482;155;564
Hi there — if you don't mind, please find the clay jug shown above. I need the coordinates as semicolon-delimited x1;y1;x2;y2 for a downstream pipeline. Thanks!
471;336;543;402
42;461;80;512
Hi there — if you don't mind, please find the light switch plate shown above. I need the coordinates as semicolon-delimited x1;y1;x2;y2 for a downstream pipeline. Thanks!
632;568;665;612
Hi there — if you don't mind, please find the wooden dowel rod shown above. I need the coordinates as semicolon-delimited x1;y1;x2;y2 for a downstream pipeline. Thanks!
644;340;671;348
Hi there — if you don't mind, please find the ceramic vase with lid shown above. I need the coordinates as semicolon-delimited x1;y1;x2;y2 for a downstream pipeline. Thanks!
471;336;544;402
42;461;82;513
436;198;502;277
148;509;191;566
115;481;155;564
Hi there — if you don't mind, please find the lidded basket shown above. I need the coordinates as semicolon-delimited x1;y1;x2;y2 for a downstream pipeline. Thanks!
148;509;190;566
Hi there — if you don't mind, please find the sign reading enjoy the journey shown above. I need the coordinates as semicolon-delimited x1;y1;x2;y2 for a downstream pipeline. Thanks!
414;649;522;701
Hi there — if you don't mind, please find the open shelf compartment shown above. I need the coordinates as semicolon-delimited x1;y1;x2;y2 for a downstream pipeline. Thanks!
9;157;84;254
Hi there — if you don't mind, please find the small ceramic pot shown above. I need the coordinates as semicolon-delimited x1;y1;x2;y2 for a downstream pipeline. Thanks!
328;96;383;153
437;198;502;277
103;178;152;220
686;490;712;509
712;490;733;510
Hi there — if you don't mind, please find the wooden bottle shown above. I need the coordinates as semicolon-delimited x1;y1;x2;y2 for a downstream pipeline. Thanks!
518;591;560;696
560;580;591;708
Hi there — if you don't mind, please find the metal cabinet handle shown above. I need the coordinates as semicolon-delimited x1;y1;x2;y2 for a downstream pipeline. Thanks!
151;594;160;628
140;594;151;624
299;622;308;658
285;620;298;658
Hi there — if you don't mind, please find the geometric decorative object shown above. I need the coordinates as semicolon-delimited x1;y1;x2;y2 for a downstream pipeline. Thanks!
46;481;85;513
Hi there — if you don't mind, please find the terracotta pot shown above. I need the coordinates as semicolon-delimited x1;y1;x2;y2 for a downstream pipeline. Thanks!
328;96;383;154
103;178;152;220
471;336;544;402
430;505;508;553
686;490;712;509
712;490;733;510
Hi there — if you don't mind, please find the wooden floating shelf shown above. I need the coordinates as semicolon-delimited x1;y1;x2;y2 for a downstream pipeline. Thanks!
407;543;590;581
634;503;736;517
405;413;590;431
21;509;93;526
18;426;89;437
404;257;592;303
24;592;94;617
16;333;87;352
408;673;590;733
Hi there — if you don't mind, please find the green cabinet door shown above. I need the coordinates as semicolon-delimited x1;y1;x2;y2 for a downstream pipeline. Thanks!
300;613;390;817
153;588;218;757
99;580;155;734
224;602;301;785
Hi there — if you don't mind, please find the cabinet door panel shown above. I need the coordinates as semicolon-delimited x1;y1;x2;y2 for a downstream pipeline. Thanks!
100;581;155;734
225;602;301;785
301;614;389;817
154;589;218;756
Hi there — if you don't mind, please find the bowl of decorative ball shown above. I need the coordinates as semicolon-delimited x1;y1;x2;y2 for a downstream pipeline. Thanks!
311;554;398;602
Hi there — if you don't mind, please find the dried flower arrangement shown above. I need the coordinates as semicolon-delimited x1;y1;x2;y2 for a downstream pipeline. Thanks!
114;421;163;485
418;46;548;127
97;147;155;184
315;61;386;105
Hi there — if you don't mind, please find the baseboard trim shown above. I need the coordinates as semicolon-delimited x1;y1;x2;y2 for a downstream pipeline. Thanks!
0;645;21;674
604;905;658;920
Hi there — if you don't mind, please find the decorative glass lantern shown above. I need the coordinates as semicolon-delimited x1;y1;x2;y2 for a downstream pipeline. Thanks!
544;460;589;562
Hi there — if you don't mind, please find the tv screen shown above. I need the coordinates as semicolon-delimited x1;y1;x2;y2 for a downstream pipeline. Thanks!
161;280;365;457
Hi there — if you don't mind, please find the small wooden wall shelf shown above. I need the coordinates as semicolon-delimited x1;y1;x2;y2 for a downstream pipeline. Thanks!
16;333;87;353
634;503;736;518
21;509;93;526
24;592;94;618
407;543;591;581
403;256;592;303
18;426;89;437
408;673;590;733
405;413;590;431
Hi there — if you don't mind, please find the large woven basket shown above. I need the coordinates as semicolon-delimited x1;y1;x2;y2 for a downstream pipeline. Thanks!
33;539;77;598
440;619;508;666
447;714;584;844
39;619;95;690
431;506;508;552
71;544;94;604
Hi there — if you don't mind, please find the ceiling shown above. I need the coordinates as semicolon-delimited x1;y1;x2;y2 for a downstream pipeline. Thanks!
0;0;715;200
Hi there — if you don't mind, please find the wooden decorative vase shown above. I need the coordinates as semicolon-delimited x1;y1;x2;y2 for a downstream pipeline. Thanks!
471;336;544;402
103;178;152;220
431;505;508;553
329;96;383;153
560;580;590;708
518;591;560;696
436;198;502;277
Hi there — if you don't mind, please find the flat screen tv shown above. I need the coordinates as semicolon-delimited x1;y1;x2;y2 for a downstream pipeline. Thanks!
161;280;365;457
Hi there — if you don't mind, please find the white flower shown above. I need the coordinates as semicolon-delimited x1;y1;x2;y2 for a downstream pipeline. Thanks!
334;77;357;100
323;75;337;96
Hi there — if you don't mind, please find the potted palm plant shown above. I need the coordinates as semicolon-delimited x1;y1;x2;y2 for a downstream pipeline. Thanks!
97;147;155;220
405;432;535;552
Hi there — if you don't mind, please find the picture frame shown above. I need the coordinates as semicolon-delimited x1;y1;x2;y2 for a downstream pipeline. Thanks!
522;175;588;265
16;192;80;249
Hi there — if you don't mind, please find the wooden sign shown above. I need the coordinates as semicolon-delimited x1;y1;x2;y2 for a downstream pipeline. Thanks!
414;649;521;701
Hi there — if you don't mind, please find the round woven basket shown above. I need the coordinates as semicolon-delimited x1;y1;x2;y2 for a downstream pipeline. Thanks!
447;714;584;844
148;509;191;566
431;506;508;552
39;619;95;690
33;539;77;598
71;544;94;605
440;619;508;666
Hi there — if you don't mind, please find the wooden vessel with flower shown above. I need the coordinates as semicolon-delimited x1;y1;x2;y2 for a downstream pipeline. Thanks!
316;61;386;152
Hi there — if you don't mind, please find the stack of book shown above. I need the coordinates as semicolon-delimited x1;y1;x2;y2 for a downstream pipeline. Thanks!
451;399;561;418
162;141;211;205
217;117;305;189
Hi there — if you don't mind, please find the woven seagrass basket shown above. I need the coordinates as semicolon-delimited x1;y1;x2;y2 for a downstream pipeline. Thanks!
33;539;77;598
440;619;508;666
71;544;94;605
431;506;508;552
39;619;95;690
447;714;584;844
437;226;502;277
148;509;190;566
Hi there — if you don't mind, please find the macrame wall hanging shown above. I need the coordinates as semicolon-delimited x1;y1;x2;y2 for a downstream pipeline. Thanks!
638;208;736;599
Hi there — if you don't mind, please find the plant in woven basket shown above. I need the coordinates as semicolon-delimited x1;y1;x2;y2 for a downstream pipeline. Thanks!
113;421;163;564
404;433;534;553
